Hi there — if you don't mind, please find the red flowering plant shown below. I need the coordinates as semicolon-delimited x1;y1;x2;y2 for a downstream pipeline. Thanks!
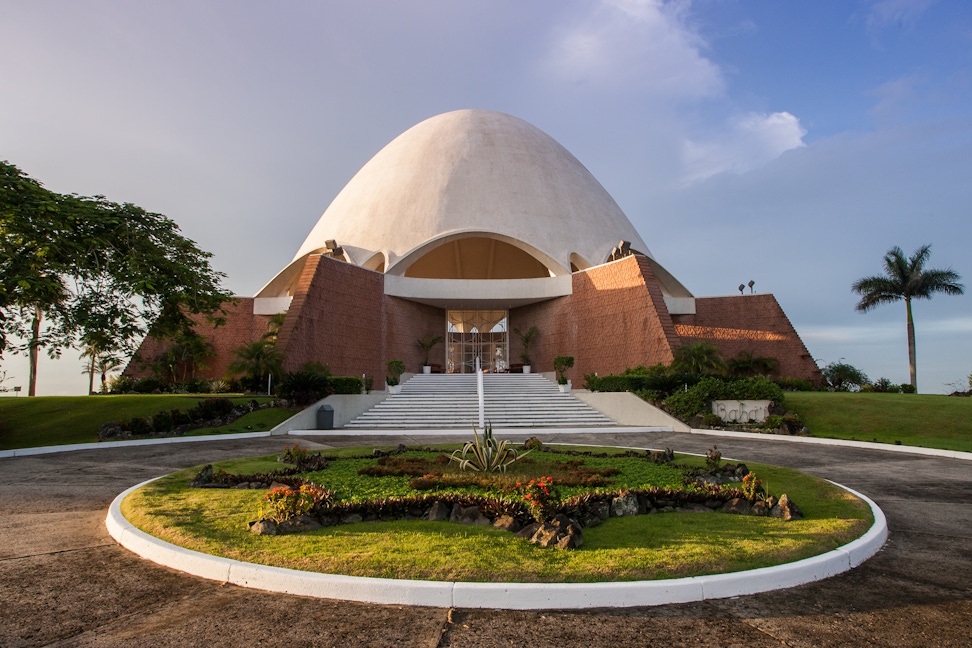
260;484;320;523
518;475;560;523
741;472;767;503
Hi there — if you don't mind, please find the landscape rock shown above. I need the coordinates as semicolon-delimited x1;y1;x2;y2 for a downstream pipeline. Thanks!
611;493;639;517
516;522;541;539
770;494;804;521
341;513;363;524
493;515;521;532
751;501;770;516
277;515;322;534
723;497;752;515
248;519;278;535
678;503;713;513
424;501;451;522
590;501;611;521
450;505;491;526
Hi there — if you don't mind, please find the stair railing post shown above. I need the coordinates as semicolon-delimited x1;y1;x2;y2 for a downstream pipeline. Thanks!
476;357;485;429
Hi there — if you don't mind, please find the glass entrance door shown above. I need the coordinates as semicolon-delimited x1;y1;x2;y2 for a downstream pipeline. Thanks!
446;310;509;373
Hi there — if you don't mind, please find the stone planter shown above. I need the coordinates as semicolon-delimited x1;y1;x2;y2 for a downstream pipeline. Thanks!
422;366;431;374
386;383;400;395
522;365;532;374
558;380;572;394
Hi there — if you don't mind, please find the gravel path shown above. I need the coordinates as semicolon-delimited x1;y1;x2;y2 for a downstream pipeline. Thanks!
2;432;970;647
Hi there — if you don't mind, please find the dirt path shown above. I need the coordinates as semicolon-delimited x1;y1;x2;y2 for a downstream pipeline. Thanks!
1;433;970;647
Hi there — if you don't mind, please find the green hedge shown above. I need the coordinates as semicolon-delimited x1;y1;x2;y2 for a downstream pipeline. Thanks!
585;371;698;395
329;376;364;394
664;376;785;421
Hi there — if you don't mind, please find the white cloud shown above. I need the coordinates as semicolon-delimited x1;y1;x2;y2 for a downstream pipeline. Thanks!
543;0;723;101
681;111;807;183
866;0;939;31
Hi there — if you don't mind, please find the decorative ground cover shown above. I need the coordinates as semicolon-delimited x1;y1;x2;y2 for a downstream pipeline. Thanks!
121;443;872;583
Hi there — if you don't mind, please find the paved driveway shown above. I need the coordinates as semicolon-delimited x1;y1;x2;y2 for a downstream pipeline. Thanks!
2;432;970;647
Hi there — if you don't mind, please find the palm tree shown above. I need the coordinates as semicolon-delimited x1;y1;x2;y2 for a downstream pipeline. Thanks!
852;245;964;391
671;341;726;377
226;340;283;390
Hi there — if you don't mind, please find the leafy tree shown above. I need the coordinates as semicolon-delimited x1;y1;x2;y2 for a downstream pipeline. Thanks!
852;244;964;391
821;361;869;392
148;330;215;385
671;341;726;377
1;161;233;395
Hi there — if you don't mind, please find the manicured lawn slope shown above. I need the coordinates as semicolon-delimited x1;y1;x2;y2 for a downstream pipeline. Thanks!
0;395;287;449
786;392;972;453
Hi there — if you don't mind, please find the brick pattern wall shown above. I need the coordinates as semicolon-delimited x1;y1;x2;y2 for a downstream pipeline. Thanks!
383;296;446;375
670;294;823;382
123;297;272;380
276;255;386;379
511;255;680;379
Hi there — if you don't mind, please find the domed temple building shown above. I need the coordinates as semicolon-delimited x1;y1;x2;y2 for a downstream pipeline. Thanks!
128;110;821;384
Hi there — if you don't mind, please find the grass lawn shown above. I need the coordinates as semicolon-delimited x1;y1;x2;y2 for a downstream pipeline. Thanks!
0;395;290;449
122;446;873;583
786;392;972;453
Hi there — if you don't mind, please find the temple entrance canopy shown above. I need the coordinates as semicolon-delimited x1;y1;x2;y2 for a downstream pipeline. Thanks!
446;310;508;373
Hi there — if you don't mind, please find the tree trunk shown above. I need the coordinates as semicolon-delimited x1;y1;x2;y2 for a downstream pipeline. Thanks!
28;307;41;397
88;354;96;395
906;297;917;391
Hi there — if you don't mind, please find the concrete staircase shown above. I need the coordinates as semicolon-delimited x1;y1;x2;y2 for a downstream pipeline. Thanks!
344;373;616;429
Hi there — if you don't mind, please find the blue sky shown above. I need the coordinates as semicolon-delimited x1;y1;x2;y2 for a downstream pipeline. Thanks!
1;0;969;394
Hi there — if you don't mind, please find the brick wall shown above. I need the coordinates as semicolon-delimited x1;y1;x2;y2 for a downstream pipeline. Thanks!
670;294;823;382
511;255;680;379
124;297;272;380
276;255;386;379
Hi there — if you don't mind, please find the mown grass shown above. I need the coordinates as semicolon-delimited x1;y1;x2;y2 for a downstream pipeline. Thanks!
0;395;286;449
122;446;872;583
786;392;972;453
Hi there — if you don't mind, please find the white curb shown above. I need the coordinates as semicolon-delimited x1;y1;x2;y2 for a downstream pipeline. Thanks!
689;428;972;461
0;432;272;458
106;476;888;610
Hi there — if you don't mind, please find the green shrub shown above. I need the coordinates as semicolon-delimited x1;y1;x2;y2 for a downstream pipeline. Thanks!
634;389;661;404
132;377;164;393
195;398;235;420
108;376;135;394
450;424;531;473
278;370;330;405
774;377;817;392
127;417;153;435
330;376;364;394
701;412;722;427
871;377;900;393
386;360;406;386
664;376;784;422
151;410;175;433
900;383;917;394
761;415;784;429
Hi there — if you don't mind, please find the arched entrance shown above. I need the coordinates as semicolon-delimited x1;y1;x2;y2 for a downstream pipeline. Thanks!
446;310;509;373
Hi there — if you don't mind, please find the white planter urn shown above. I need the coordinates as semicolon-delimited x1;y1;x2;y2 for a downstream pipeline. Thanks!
422;366;432;374
386;383;400;395
559;380;572;394
522;365;532;374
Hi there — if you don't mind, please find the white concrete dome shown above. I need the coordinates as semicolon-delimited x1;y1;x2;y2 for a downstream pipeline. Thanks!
255;109;699;306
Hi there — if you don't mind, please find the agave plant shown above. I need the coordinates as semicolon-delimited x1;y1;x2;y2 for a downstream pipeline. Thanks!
450;423;530;473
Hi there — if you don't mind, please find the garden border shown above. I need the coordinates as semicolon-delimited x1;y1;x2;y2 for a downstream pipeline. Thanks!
106;474;887;610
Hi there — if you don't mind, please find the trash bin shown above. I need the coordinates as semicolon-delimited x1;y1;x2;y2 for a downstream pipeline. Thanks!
316;404;334;430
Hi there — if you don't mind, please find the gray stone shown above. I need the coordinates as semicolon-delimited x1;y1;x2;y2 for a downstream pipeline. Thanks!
589;501;610;521
450;505;491;525
611;493;639;517
424;501;451;522
341;513;363;524
722;497;752;515
678;503;713;513
516;522;540;539
770;493;804;521
530;524;561;548
493;515;521;532
248;519;278;535
277;515;322;534
751;501;769;516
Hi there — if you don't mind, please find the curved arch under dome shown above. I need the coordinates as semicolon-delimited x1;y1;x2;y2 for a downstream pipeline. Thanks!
290;109;652;276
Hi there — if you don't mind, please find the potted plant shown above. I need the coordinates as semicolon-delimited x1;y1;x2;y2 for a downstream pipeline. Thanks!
553;355;574;393
416;333;443;374
513;326;538;373
385;359;405;394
